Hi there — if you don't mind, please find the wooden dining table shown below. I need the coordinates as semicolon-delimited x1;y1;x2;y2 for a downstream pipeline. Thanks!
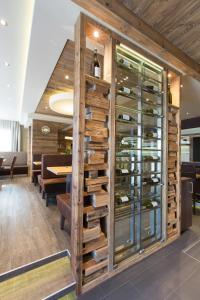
47;166;72;176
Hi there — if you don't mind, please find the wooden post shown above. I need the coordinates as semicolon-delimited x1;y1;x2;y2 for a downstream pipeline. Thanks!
71;13;86;294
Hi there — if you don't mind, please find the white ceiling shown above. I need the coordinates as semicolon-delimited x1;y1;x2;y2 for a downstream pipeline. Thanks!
0;0;34;121
0;0;81;124
0;0;200;124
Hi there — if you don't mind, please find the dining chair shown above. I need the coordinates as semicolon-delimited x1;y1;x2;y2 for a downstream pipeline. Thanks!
0;156;17;179
0;158;4;168
10;156;17;179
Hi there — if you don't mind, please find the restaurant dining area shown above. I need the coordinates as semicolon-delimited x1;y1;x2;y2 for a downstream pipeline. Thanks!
2;1;200;300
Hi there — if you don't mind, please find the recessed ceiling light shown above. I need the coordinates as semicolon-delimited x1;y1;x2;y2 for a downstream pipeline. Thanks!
93;30;100;38
65;75;69;80
7;84;10;88
0;19;8;26
4;61;9;67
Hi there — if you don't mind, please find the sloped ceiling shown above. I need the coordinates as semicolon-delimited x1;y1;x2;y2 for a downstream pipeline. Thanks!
120;0;200;63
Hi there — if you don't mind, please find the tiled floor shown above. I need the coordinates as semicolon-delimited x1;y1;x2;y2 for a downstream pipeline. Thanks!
78;215;200;300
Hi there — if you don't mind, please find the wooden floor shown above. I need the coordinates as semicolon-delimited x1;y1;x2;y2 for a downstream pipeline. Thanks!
0;176;71;275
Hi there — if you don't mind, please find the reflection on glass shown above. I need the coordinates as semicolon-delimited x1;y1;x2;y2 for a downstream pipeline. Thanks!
114;44;164;264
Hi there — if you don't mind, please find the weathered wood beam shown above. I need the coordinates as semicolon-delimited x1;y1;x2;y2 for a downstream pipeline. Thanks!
72;0;200;80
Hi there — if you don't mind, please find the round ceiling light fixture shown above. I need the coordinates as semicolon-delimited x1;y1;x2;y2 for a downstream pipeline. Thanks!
49;91;73;116
0;19;8;26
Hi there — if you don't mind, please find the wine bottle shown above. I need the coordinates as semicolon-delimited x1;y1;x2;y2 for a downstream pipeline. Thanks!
120;140;134;150
143;155;160;162
151;176;160;183
152;155;160;161
116;168;129;175
168;85;172;104
145;129;157;138
143;108;158;115
118;114;134;122
143;176;160;185
116;194;130;205
143;85;157;94
118;58;134;69
142;200;153;209
93;48;101;78
118;86;133;95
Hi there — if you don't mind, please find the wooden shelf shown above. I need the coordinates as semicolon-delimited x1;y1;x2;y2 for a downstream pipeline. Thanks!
85;74;110;87
83;258;108;277
83;226;101;243
168;104;179;110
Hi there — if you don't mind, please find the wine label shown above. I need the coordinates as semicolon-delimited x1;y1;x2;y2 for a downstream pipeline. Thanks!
123;60;130;68
94;66;101;78
121;169;129;174
120;196;129;202
152;132;157;138
122;87;131;94
152;156;159;160
154;86;159;92
122;114;130;121
152;177;159;183
153;109;158;115
151;201;158;207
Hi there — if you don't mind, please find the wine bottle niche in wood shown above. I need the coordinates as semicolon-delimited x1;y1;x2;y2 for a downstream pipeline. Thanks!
92;48;101;79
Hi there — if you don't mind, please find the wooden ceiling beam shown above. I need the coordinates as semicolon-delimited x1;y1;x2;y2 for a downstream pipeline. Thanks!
72;0;200;80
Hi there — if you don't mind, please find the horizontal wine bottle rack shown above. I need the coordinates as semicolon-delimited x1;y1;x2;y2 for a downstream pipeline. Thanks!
114;43;164;264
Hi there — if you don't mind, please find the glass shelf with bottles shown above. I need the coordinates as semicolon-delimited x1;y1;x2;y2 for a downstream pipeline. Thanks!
115;173;141;187
114;43;164;263
116;106;139;125
115;197;140;218
116;101;162;118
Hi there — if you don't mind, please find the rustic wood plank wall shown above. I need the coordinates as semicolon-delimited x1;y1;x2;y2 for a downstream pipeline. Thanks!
36;40;103;117
32;120;68;155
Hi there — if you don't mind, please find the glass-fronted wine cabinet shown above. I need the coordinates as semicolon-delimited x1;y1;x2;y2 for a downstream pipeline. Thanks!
114;44;164;263
73;14;181;294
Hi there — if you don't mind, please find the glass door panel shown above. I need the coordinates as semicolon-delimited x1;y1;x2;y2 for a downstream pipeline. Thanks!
114;43;164;264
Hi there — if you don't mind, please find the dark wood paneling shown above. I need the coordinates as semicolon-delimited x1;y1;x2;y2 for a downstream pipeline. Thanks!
193;137;200;162
32;120;67;154
181;117;200;129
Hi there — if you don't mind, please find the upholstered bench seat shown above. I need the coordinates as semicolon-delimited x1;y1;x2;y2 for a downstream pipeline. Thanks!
13;165;29;175
56;193;71;233
0;152;28;175
40;177;67;206
38;154;72;207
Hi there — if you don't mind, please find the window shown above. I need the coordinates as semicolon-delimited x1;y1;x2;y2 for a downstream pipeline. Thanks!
0;128;12;151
